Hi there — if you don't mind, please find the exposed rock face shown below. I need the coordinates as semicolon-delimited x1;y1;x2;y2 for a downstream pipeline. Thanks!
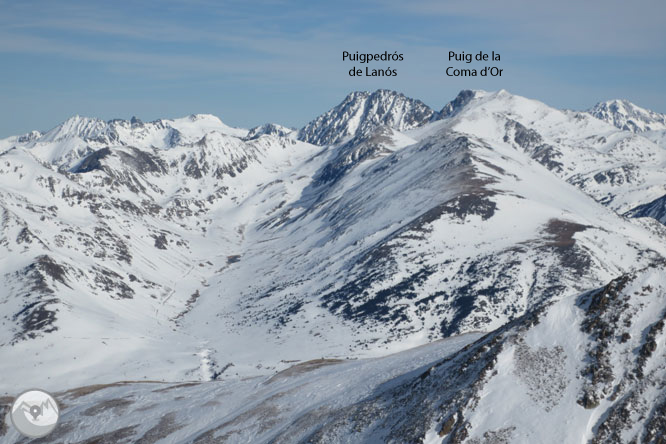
440;89;477;118
626;193;666;225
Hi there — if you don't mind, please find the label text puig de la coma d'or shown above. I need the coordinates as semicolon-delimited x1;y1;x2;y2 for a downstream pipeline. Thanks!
446;50;503;77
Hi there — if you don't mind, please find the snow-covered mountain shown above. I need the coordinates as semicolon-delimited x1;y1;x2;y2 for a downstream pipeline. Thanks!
298;89;436;145
590;99;666;132
1;113;248;171
1;89;665;443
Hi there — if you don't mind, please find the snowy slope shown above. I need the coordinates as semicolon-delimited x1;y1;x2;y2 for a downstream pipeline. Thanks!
0;127;327;391
2;265;664;443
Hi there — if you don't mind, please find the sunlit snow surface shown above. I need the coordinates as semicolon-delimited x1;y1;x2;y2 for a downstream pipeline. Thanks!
2;333;481;443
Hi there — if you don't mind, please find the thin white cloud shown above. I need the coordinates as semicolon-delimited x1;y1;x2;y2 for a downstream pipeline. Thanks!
375;0;666;54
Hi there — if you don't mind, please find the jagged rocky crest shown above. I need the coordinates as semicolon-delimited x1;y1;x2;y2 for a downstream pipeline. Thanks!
589;99;666;132
298;89;436;145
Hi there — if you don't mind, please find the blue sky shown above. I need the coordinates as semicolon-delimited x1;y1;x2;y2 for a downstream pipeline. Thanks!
1;0;665;137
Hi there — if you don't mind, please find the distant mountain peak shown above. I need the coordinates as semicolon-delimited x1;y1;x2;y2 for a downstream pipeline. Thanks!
245;123;294;140
186;113;223;123
589;99;666;132
41;115;111;142
439;89;483;118
298;89;436;146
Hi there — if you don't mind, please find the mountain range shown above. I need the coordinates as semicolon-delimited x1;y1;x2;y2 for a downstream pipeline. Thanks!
1;89;665;443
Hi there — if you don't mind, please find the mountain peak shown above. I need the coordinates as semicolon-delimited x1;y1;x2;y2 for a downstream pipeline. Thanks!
439;90;482;118
589;99;666;132
186;113;223;123
245;123;293;140
40;115;114;144
298;89;436;146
